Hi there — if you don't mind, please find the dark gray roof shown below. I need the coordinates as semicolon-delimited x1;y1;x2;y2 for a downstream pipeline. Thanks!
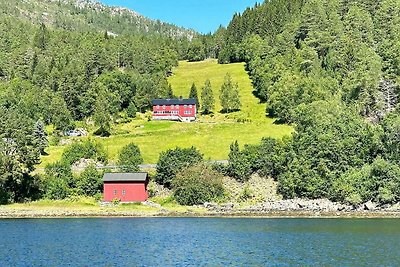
103;173;148;182
152;98;196;106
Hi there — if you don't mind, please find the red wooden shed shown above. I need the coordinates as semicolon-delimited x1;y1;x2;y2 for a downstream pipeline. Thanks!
152;98;197;122
103;173;149;202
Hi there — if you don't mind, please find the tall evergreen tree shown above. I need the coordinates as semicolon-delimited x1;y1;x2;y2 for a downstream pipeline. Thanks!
32;120;48;155
33;23;49;50
189;82;199;107
220;73;241;113
93;92;112;136
201;79;215;114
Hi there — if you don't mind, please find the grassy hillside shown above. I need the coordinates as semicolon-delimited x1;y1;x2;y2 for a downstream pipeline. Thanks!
40;60;292;166
169;59;266;121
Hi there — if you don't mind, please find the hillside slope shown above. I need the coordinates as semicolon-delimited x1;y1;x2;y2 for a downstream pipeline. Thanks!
41;61;292;166
0;0;195;38
168;59;266;122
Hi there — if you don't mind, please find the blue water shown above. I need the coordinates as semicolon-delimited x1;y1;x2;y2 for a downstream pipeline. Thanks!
0;218;400;266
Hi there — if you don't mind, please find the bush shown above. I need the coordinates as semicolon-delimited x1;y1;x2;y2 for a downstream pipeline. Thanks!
331;158;400;205
126;102;137;118
61;139;108;165
76;165;103;197
155;146;203;188
173;164;225;206
117;143;143;172
42;161;74;200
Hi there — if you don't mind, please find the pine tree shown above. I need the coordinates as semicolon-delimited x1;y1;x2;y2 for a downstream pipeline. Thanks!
166;84;174;98
32;120;48;155
201;79;215;114
93;92;112;136
231;82;241;111
189;82;199;107
33;23;49;50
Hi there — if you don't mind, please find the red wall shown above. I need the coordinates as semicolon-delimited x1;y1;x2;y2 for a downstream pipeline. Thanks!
153;104;196;118
104;183;148;202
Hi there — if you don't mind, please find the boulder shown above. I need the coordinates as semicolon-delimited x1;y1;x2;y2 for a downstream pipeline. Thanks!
364;201;377;211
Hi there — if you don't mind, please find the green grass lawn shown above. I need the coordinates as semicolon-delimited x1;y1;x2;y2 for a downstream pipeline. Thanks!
168;59;266;121
39;60;293;167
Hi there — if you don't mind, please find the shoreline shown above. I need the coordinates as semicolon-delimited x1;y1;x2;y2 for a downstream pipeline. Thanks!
1;209;400;219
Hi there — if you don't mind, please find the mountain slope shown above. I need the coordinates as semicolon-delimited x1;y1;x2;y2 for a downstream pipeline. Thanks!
0;0;196;38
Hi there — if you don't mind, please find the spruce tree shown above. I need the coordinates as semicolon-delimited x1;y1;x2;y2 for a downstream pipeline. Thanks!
220;73;241;113
93;92;112;136
32;120;48;155
201;79;215;114
189;82;199;107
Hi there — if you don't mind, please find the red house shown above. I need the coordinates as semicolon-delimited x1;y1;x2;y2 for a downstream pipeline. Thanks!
103;173;149;202
152;98;197;122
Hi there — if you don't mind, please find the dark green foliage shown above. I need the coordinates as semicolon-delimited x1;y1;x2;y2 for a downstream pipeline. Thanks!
227;138;287;182
0;108;41;203
118;143;143;172
187;39;206;62
173;164;225;205
380;113;400;163
228;141;254;182
277;100;381;199
188;82;199;107
332;158;400;205
155;147;203;188
42;161;74;200
93;91;112;136
201;79;215;114
61;140;108;165
126;102;137;118
76;165;103;197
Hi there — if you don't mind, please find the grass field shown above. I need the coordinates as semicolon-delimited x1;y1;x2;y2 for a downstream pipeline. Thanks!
39;60;293;167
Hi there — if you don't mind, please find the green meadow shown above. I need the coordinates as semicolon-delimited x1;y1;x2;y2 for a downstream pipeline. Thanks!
40;60;292;166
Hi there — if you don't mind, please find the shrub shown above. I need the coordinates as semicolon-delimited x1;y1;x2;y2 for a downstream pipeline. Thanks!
126;102;137;118
42;161;74;200
61;139;108;165
76;164;103;197
117;143;143;172
155;146;203;188
331;158;400;205
173;164;225;206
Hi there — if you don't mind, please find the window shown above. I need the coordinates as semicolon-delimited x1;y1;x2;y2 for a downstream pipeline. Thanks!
176;105;179;109
184;105;187;108
156;105;160;109
184;111;192;115
163;105;166;109
122;190;126;196
189;105;192;108
113;190;117;195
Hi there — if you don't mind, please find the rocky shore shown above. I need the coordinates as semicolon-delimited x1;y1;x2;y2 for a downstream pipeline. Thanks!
1;198;400;218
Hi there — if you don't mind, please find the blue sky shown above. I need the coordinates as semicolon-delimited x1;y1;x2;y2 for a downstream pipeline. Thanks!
100;0;261;33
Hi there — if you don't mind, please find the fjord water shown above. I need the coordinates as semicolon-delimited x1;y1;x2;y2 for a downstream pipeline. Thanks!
1;218;399;266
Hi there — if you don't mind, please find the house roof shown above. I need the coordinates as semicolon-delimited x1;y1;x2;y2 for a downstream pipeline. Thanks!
103;172;148;182
152;98;196;106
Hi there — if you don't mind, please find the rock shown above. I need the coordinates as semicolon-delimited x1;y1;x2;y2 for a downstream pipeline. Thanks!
364;201;377;211
221;203;234;209
142;201;161;208
203;202;218;209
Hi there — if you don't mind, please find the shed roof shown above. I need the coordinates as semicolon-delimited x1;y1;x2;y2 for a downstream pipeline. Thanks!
103;172;148;182
152;98;196;106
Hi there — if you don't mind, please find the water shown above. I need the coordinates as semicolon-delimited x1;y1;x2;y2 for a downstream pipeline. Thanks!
0;218;399;266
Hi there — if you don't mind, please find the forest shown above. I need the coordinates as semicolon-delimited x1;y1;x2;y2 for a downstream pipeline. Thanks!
2;0;400;206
